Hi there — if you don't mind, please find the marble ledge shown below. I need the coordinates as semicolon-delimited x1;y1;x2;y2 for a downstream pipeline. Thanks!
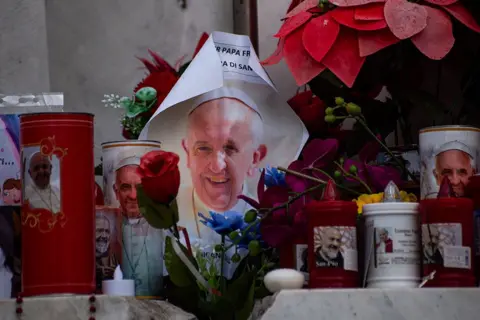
0;295;196;320
261;288;480;320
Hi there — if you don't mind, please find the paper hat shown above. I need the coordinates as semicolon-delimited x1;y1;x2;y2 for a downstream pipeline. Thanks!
114;156;140;172
189;86;262;119
433;140;474;158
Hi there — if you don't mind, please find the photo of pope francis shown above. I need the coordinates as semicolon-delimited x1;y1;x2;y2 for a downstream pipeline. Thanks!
176;87;267;240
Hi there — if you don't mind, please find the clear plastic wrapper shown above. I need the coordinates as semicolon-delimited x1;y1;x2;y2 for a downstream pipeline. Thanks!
0;93;64;114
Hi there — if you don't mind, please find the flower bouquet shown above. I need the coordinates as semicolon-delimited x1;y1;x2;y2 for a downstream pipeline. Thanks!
134;150;277;320
132;96;417;319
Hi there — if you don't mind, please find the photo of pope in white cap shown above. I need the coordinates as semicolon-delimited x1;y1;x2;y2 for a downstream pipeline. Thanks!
139;32;308;243
432;140;476;197
113;156;142;219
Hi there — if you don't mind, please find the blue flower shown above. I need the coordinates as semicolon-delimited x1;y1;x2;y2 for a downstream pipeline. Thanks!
264;166;287;188
233;222;265;249
198;211;245;235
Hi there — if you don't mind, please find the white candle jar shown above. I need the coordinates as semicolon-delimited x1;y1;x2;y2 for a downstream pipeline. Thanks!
363;202;421;288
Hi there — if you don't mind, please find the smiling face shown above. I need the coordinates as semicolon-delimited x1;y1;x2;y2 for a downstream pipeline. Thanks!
182;97;267;212
114;165;141;218
434;149;475;196
321;228;342;259
28;152;52;189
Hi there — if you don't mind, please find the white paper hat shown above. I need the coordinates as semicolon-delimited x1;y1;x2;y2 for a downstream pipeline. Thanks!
189;86;262;119
114;156;140;172
138;31;308;198
433;140;474;158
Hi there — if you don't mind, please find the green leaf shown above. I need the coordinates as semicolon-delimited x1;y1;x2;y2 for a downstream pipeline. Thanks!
225;269;256;311
125;102;150;118
164;236;198;287
234;278;256;320
136;185;178;229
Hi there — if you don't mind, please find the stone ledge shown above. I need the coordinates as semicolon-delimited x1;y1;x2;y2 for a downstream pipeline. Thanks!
0;295;196;320
260;288;480;320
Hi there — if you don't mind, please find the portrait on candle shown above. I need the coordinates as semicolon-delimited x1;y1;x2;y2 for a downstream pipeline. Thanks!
108;154;164;296
95;206;121;290
375;227;394;254
101;141;161;210
0;114;21;206
313;226;357;270
295;244;309;275
419;127;480;199
422;223;462;266
113;156;142;219
22;145;61;214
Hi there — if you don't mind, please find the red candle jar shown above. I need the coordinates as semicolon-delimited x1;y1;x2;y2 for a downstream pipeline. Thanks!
20;113;95;296
420;197;475;287
467;174;480;282
305;199;358;288
279;232;308;285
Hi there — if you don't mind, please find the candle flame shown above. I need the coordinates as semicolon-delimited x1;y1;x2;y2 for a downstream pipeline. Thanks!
322;179;338;201
113;265;123;280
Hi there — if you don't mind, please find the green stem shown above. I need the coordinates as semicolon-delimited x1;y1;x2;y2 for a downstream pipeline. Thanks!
172;222;180;240
220;235;226;293
334;161;372;194
311;167;334;181
277;166;362;196
224;183;325;251
354;116;419;184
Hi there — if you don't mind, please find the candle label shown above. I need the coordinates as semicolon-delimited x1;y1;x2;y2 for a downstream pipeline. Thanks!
313;226;357;271
294;244;309;284
372;226;420;267
419;126;480;199
421;223;470;269
95;207;121;292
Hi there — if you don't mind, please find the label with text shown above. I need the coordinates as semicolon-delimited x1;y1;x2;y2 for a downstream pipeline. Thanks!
421;223;462;266
313;226;357;271
373;226;420;267
295;244;309;283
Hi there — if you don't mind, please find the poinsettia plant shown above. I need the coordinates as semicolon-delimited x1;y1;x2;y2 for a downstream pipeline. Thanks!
266;0;480;153
265;0;480;87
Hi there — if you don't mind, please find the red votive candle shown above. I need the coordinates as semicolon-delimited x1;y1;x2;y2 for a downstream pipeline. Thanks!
305;181;358;288
466;174;480;283
20;113;95;296
279;232;308;286
420;194;475;287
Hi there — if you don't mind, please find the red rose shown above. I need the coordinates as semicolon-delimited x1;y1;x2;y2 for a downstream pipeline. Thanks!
137;150;181;204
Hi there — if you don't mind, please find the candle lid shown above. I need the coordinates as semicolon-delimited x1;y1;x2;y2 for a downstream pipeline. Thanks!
382;181;401;202
322;179;339;201
437;176;456;198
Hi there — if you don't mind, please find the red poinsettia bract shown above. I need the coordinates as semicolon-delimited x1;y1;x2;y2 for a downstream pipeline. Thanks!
262;0;480;88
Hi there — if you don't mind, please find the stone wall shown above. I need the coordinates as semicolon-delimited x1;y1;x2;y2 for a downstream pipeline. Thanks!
0;0;234;164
